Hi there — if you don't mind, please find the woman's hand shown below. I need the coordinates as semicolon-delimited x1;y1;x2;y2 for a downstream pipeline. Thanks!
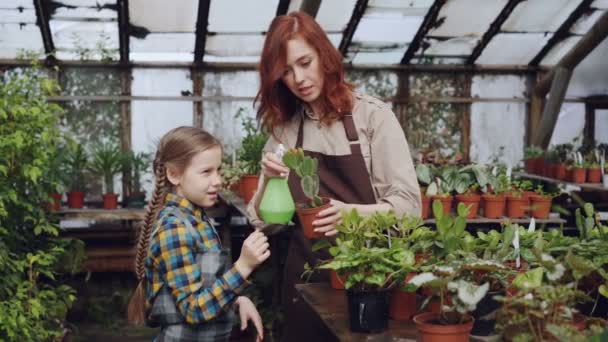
236;296;264;342
313;199;349;236
261;152;289;178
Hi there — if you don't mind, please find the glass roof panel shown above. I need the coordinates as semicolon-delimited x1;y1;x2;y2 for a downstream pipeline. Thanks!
288;0;358;32
208;0;278;33
570;9;605;34
352;12;423;44
0;8;37;23
417;37;478;56
129;0;198;32
51;6;117;20
50;20;119;60
130;33;194;61
477;33;550;64
427;0;508;37
592;0;608;9
502;0;582;32
55;0;115;6
204;34;265;62
540;36;581;66
350;50;406;64
327;33;342;49
0;0;34;8
369;0;434;11
0;23;44;58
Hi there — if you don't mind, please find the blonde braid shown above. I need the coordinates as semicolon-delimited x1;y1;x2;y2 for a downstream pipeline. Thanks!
128;157;168;324
134;161;168;280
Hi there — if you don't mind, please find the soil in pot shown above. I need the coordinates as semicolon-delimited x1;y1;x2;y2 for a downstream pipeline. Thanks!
296;198;331;239
346;288;391;333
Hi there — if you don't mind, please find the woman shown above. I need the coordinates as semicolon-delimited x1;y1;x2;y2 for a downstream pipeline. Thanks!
246;11;421;341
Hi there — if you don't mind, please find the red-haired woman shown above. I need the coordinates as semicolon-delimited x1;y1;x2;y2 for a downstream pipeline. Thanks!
247;11;421;340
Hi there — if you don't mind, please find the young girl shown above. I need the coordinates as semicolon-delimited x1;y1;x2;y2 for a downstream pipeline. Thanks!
128;126;269;341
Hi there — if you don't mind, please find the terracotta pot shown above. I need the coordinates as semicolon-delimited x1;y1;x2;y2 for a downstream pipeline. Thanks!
296;197;331;239
239;174;259;204
524;158;538;174
229;180;240;193
455;193;480;219
431;195;453;217
588;168;602;183
529;195;552;219
554;163;567;180
570;167;586;183
330;270;346;290
389;273;417;321
66;191;85;209
50;193;62;211
421;196;431;219
506;195;527;218
414;312;474;342
102;193;119;209
481;194;505;219
537;159;547;176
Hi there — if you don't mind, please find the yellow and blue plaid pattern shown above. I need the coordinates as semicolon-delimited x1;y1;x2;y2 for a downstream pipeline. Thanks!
144;193;247;324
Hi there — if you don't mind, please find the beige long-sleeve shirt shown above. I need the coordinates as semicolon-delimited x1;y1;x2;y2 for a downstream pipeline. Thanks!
246;92;421;227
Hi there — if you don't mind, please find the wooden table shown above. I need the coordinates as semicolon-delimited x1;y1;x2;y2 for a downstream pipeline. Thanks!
55;208;146;221
296;283;418;342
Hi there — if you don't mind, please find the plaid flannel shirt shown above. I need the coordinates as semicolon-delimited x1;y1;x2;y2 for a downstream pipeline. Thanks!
144;193;248;324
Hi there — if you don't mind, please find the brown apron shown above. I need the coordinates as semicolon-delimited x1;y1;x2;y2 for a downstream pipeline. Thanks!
282;113;376;341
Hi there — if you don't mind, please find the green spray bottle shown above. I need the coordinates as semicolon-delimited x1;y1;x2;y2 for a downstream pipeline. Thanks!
259;144;295;224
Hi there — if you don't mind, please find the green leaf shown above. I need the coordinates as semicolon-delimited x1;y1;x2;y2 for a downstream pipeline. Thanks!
513;268;543;289
432;199;444;220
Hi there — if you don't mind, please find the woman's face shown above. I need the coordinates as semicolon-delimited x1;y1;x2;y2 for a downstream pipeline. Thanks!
281;37;324;105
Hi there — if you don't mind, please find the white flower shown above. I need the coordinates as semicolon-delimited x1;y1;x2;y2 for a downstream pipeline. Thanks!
456;281;489;307
448;281;459;291
546;263;566;281
541;253;555;262
434;266;455;275
524;293;534;300
408;272;437;287
540;301;548;310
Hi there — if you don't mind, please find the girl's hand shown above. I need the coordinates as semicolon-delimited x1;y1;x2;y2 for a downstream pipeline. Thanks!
236;296;264;342
312;199;349;236
235;231;270;278
261;152;289;178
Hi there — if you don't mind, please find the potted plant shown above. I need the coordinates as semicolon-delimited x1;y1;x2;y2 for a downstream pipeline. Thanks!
235;109;268;203
221;156;245;193
523;146;543;175
587;148;602;183
61;142;89;208
426;166;455;217
89;143;124;209
408;257;505;341
282;148;330;239
313;209;417;333
529;185;557;219
552;143;573;180
416;164;433;219
123;151;151;208
482;172;509;219
454;164;490;219
569;151;587;183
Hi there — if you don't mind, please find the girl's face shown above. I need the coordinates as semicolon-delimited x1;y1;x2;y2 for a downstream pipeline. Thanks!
281;37;324;106
169;145;223;208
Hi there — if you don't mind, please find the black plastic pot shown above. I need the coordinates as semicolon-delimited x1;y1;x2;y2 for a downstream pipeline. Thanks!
346;288;390;333
578;291;608;318
126;193;146;208
471;290;504;336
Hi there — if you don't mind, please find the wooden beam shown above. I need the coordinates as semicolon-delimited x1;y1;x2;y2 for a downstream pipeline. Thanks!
192;69;204;127
584;102;596;147
33;0;55;56
530;0;593;66
117;0;130;64
300;0;322;17
467;0;524;65
393;71;409;130
528;77;545;146
536;10;608;96
194;0;212;64
276;0;291;16
461;75;472;162
401;0;446;64
339;0;369;56
533;67;572;148
0;58;545;73
120;69;132;198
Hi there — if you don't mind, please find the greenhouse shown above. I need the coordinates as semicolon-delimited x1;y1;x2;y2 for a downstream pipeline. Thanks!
1;0;608;341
